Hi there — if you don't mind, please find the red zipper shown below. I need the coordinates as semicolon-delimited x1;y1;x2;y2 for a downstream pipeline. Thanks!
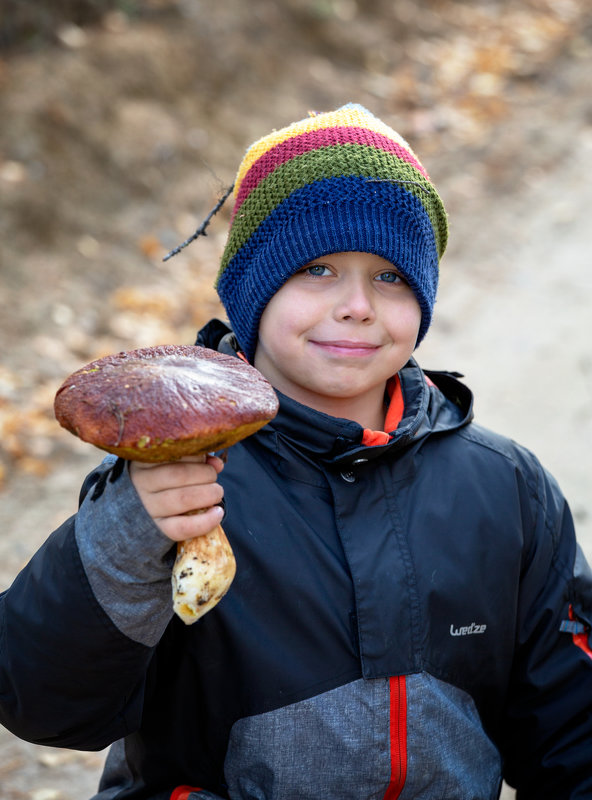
383;675;408;800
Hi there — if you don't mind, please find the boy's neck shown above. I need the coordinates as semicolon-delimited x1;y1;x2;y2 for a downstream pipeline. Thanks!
285;384;388;431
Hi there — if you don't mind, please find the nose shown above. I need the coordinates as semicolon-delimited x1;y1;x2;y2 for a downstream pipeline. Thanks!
333;276;376;323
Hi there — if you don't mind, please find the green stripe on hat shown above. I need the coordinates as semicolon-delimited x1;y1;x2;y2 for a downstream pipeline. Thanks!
219;143;447;278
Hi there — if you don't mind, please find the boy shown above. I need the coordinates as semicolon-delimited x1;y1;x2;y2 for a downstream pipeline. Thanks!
1;104;591;799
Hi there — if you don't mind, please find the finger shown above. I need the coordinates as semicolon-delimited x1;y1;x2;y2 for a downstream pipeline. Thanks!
161;454;226;473
131;460;221;495
156;504;225;542
142;480;225;520
205;454;225;474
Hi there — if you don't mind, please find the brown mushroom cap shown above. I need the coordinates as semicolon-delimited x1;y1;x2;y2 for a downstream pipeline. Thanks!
54;344;279;461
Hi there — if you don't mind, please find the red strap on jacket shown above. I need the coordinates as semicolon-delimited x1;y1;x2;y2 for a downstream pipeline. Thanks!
170;787;202;800
567;605;592;659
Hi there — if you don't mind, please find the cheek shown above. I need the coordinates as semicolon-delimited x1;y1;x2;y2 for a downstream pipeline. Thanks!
257;298;298;362
259;301;287;346
260;293;312;341
407;302;423;333
390;296;422;339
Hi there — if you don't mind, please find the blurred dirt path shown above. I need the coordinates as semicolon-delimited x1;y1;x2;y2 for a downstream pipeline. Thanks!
421;111;592;557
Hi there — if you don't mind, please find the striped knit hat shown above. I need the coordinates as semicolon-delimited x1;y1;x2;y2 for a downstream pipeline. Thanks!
216;103;448;361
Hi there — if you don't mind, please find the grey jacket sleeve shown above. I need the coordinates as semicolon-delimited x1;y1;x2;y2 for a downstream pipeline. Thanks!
75;455;176;646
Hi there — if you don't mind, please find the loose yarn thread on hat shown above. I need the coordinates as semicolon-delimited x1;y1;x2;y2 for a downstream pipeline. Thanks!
216;103;448;361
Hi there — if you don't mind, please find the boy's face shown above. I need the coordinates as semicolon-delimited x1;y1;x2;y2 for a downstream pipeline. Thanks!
253;251;421;426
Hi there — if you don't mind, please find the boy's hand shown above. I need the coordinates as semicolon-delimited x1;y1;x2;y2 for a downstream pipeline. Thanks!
129;455;225;542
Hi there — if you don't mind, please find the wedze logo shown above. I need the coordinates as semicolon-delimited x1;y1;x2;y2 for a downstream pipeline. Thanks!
450;622;487;636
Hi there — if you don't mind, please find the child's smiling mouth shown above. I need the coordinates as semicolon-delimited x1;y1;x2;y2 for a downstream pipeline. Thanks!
309;339;382;357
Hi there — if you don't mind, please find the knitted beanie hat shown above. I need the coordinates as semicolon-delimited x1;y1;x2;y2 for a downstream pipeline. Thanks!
216;103;448;361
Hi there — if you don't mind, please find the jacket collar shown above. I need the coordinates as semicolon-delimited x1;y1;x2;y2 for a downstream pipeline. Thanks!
195;319;473;467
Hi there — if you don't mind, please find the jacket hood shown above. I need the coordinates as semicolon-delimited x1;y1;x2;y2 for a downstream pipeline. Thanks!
195;319;473;468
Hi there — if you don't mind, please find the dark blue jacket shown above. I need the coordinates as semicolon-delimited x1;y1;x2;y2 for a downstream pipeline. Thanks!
1;320;591;799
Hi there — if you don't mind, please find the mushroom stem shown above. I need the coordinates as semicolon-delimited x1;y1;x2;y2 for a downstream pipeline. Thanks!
172;523;236;624
171;453;237;625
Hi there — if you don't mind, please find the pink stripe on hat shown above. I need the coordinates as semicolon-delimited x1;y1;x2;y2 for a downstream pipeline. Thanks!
232;126;429;220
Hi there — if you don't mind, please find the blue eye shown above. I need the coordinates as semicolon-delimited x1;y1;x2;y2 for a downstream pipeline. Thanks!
377;271;403;283
303;264;330;276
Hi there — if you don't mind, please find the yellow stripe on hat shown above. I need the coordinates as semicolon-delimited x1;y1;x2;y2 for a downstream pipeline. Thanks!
233;104;417;198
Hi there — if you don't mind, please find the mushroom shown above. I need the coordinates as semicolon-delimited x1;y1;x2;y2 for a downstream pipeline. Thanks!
54;344;279;624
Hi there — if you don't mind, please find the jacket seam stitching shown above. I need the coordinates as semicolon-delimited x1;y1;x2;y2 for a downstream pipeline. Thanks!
379;466;423;669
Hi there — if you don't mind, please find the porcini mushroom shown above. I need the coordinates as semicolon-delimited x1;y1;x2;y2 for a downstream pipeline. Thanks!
54;344;279;624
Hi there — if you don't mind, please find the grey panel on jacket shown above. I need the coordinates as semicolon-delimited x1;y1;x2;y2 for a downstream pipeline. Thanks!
401;673;501;799
224;673;501;800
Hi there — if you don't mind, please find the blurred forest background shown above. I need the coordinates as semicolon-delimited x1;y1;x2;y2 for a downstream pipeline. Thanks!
1;0;592;797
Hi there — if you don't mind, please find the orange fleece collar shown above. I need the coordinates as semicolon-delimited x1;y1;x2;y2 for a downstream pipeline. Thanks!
361;375;404;447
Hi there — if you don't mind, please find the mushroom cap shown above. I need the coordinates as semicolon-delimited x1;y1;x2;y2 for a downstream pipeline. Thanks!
54;344;279;461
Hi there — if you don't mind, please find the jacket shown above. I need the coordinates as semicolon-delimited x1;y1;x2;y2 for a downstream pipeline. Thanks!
1;319;591;800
